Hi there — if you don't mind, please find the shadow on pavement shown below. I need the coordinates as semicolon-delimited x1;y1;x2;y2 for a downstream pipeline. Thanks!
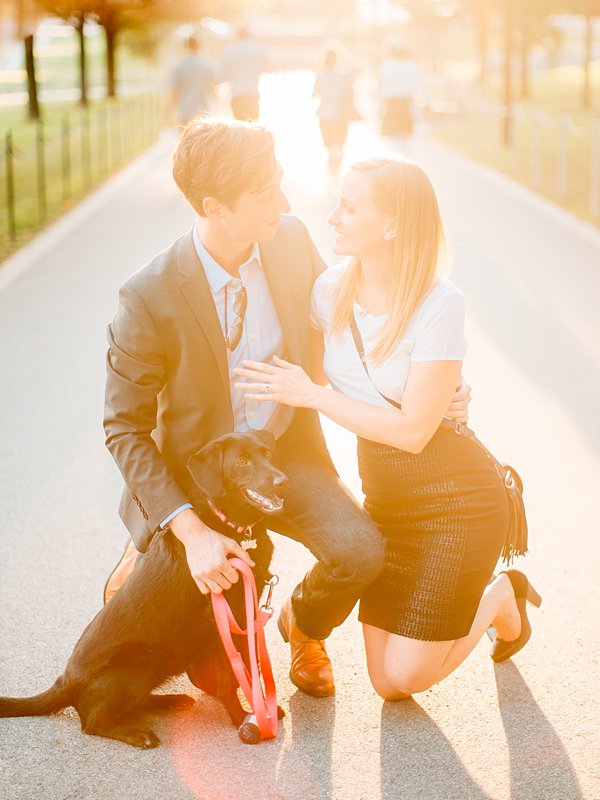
495;663;582;800
455;235;600;457
380;698;493;800
164;689;336;800
284;689;337;799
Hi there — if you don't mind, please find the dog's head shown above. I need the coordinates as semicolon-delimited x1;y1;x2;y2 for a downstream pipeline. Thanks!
186;430;288;525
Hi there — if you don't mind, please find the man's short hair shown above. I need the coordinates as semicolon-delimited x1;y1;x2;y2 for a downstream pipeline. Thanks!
172;116;276;216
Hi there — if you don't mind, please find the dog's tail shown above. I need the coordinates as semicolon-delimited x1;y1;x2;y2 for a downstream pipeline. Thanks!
0;676;69;717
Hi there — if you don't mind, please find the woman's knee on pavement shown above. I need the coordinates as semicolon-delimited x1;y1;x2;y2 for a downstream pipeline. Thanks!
372;681;412;702
366;663;412;701
381;662;437;697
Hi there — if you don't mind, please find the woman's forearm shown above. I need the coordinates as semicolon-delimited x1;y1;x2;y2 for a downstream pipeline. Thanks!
235;357;461;452
312;385;433;453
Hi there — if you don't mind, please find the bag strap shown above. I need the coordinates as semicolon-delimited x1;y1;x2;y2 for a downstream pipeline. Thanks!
350;312;403;410
350;311;464;432
211;558;278;740
350;313;527;564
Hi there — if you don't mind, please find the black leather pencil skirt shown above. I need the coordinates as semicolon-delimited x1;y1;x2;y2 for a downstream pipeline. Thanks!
358;426;509;641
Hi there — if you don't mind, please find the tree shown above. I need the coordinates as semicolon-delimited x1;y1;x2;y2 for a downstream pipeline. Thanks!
394;0;460;73
37;1;97;106
500;0;515;146
576;0;600;109
460;0;494;88
12;0;42;119
91;0;219;98
548;0;600;109
516;0;561;99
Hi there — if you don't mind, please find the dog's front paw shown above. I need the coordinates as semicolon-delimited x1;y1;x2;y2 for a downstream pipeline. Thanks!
226;703;248;728
147;693;195;712
168;694;196;710
126;729;161;749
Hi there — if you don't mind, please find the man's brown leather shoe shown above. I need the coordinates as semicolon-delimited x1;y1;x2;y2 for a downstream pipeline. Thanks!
277;597;335;697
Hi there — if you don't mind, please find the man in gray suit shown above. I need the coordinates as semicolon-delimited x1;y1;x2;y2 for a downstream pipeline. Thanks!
104;116;384;697
104;116;467;697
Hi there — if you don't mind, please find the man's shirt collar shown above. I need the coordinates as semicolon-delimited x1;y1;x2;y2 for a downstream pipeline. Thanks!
193;224;261;293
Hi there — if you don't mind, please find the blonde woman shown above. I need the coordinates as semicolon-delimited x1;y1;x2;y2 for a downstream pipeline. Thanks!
235;157;541;699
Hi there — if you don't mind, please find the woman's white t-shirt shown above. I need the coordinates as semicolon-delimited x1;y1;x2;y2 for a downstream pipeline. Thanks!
310;264;467;409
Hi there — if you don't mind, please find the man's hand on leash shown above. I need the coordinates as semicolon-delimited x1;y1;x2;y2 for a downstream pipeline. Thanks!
169;509;254;594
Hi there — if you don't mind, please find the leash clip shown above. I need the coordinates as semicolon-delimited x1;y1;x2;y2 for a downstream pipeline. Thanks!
260;574;279;617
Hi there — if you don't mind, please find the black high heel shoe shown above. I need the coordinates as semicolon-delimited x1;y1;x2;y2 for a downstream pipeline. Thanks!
491;570;542;663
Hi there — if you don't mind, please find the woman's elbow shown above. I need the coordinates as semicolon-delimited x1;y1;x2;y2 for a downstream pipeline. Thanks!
390;428;433;454
404;438;427;455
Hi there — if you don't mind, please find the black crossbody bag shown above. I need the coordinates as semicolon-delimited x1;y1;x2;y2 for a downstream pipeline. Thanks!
350;313;528;565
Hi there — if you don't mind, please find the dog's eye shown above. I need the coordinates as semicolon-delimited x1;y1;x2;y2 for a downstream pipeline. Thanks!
236;457;250;467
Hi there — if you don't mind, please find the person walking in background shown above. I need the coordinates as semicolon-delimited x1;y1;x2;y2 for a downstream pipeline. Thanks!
169;36;218;125
313;45;360;170
220;25;269;120
378;41;421;153
235;157;541;701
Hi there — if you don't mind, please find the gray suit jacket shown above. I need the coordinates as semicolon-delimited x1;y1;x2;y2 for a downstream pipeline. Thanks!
104;215;332;552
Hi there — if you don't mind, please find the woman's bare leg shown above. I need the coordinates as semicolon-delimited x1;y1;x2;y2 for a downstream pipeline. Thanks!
363;574;522;698
362;624;410;700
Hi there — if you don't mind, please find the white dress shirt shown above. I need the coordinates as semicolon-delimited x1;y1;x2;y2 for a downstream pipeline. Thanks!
193;225;293;437
160;227;294;530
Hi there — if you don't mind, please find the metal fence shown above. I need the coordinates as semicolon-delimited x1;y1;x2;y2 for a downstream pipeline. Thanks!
1;92;162;259
487;101;599;219
428;86;600;225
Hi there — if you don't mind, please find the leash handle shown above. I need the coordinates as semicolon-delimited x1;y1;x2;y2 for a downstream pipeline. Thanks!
211;558;278;740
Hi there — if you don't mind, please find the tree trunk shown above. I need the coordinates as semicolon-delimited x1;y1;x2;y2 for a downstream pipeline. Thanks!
105;22;117;98
583;13;592;110
502;0;515;147
477;9;489;88
77;13;88;107
520;28;530;100
24;34;40;120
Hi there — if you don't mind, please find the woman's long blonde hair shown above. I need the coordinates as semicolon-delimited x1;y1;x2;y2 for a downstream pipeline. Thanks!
331;158;447;364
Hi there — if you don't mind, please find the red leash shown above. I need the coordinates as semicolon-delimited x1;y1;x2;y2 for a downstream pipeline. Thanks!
211;558;278;741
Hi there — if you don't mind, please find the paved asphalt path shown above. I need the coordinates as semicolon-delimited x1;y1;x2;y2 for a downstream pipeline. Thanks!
1;73;599;800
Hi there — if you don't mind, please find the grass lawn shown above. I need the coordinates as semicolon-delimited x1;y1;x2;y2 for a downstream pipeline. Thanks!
429;62;600;226
0;18;165;262
0;93;163;260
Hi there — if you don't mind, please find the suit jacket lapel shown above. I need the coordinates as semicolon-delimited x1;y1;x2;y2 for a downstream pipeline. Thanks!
176;231;231;401
260;238;303;364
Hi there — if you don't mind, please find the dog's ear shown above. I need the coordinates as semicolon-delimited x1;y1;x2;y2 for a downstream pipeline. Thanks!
187;441;224;499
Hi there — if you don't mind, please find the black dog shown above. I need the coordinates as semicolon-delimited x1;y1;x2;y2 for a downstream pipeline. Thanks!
0;430;287;748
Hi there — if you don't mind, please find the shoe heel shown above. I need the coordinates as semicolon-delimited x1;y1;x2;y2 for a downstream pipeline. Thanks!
277;616;289;643
526;584;542;608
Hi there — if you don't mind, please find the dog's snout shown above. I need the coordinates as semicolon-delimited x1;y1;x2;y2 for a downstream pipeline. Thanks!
274;474;289;492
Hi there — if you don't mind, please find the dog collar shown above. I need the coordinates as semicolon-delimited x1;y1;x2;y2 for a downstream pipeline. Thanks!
207;501;260;550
